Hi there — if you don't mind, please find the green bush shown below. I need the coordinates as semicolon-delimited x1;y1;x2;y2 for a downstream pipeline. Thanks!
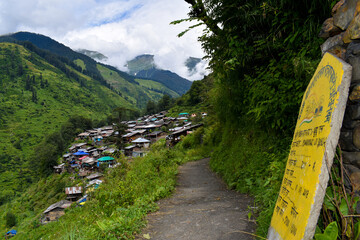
5;211;16;228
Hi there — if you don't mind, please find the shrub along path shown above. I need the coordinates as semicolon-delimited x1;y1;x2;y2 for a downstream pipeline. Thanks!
137;158;256;240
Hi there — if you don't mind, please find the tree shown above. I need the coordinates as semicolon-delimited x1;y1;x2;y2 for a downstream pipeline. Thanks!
25;75;31;90
157;94;173;111
32;143;58;177
5;212;16;228
31;87;38;103
145;100;157;115
112;123;127;150
177;0;333;133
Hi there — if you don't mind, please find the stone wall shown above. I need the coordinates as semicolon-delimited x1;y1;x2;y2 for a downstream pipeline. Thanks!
320;0;360;193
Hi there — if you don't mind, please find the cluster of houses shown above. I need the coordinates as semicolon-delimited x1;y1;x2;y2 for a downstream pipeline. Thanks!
41;111;206;224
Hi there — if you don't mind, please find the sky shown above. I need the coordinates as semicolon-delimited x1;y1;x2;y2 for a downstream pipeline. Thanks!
0;0;209;80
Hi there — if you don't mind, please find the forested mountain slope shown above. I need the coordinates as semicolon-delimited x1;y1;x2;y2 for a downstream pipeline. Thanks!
0;42;132;203
0;32;190;101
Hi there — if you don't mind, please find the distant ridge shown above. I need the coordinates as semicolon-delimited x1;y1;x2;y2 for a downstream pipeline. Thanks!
0;32;192;96
77;49;108;61
127;54;192;95
136;68;192;95
0;31;137;84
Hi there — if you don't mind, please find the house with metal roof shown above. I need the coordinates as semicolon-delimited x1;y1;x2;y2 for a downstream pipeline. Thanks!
42;200;72;224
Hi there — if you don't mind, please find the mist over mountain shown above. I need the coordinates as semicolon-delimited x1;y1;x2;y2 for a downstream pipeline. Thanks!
77;49;108;61
126;54;156;75
126;54;193;95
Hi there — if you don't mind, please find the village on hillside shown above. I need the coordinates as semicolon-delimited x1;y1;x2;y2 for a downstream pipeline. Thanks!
38;111;205;226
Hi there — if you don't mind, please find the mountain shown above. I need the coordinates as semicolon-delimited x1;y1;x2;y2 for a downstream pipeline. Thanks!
0;32;133;84
0;32;180;106
126;54;192;95
136;68;192;95
77;49;108;61
126;54;156;75
185;57;201;74
0;41;135;201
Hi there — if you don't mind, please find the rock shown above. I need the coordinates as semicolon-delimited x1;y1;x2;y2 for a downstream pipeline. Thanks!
346;41;360;57
346;12;360;41
340;130;358;151
354;124;360;148
328;45;347;59
347;56;360;80
342;106;360;128
333;0;359;30
320;33;345;55
319;18;342;39
343;164;360;192
348;104;360;120
342;151;360;167
350;84;360;101
344;118;360;129
332;0;345;16
343;11;360;43
346;42;360;81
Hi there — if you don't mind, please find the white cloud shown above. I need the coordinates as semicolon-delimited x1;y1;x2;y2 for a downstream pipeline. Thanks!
0;0;209;80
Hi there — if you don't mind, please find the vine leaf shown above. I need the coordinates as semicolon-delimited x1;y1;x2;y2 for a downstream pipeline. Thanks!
314;222;338;240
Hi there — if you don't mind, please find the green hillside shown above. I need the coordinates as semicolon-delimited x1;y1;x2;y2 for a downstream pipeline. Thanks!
0;32;191;103
95;64;178;107
0;42;134;202
126;54;156;75
134;78;180;98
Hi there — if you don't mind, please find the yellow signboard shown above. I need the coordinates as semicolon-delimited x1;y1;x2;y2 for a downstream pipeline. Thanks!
268;53;351;240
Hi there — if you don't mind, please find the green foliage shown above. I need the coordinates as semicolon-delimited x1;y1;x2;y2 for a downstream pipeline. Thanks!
31;115;93;177
315;222;338;240
175;1;337;236
0;173;76;233
4;212;16;228
179;0;331;134
177;127;204;150
316;148;360;239
144;94;175;115
134;78;180;98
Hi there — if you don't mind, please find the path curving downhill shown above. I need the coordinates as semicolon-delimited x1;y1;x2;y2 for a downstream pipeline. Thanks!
137;158;257;240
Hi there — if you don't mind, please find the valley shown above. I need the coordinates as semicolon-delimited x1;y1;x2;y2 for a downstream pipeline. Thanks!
1;1;350;239
0;33;197;207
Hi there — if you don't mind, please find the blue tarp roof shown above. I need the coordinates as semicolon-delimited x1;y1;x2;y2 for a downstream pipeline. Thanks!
6;229;17;235
73;151;89;156
78;195;87;203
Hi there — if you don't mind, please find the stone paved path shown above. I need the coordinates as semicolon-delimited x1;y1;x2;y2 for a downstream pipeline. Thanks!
137;158;256;240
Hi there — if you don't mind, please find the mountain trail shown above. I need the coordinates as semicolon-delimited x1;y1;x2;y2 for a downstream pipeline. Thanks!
137;158;257;240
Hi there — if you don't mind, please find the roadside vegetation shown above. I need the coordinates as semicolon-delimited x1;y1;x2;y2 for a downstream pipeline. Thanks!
0;131;208;239
173;0;350;238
